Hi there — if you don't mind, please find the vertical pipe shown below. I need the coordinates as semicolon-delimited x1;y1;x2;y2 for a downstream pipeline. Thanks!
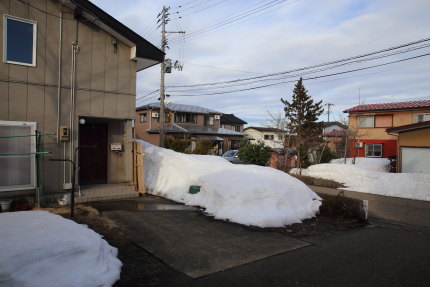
57;4;64;144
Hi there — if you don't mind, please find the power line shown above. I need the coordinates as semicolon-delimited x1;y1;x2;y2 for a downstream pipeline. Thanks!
167;37;430;88
170;52;430;97
170;0;289;44
166;43;430;93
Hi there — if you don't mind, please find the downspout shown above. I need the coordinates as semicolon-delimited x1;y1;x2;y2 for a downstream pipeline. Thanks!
57;3;64;144
70;21;79;183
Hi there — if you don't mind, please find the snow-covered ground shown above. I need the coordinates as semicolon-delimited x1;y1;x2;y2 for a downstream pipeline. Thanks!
0;211;121;287
140;140;321;227
295;158;430;201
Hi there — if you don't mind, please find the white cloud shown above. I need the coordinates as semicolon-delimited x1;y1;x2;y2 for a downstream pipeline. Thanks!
91;0;430;125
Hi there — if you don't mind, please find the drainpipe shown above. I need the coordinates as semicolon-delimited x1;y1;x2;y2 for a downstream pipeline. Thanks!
70;41;79;182
57;3;64;144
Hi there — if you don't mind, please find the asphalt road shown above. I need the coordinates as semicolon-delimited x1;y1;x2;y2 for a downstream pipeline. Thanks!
89;198;430;287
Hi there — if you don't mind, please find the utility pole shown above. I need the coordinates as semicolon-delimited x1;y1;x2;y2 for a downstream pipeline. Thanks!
158;6;185;147
325;103;334;122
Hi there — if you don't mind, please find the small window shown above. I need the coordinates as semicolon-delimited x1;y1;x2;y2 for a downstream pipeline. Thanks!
365;143;382;158
277;134;284;140
204;115;214;126
140;113;147;123
358;116;374;128
174;113;196;123
3;15;37;66
233;125;241;132
264;134;274;140
413;113;430;123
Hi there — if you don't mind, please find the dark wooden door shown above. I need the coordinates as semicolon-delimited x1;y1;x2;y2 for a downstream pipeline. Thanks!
79;123;108;185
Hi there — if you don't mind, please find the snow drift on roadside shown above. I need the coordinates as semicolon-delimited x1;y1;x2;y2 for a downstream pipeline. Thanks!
140;140;321;227
0;211;122;287
299;159;430;201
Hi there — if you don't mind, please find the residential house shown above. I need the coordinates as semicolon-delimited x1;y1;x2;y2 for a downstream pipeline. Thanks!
0;0;164;203
244;127;285;149
386;121;430;174
135;102;245;154
220;114;247;150
322;121;347;157
343;100;430;158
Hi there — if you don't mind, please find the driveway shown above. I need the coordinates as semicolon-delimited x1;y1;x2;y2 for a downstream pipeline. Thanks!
87;196;430;286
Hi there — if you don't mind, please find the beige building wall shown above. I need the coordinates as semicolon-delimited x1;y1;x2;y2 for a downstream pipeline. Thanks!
0;1;138;197
348;109;430;140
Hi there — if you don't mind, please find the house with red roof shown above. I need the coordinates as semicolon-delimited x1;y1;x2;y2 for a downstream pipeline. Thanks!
343;100;430;158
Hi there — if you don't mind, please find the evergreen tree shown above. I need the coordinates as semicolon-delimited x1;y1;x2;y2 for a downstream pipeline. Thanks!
281;78;323;170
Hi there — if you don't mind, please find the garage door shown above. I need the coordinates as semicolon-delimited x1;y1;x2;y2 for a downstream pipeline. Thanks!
401;147;430;174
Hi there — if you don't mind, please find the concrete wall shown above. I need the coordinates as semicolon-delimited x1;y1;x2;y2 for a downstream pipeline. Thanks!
0;0;137;197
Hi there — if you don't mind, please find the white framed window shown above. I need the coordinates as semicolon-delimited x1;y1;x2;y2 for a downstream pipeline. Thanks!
413;113;430;123
365;143;382;158
358;116;374;128
264;134;274;140
140;113;147;123
0;121;37;191
3;15;37;67
204;115;214;126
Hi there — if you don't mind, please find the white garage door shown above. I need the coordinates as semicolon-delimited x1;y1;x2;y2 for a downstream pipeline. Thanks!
401;147;430;174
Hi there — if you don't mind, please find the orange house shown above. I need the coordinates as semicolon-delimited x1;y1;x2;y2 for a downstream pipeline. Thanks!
343;100;430;158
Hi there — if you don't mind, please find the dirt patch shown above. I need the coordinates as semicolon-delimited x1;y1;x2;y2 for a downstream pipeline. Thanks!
267;215;367;238
291;174;345;189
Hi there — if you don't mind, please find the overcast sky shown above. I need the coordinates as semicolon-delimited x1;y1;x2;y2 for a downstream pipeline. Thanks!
91;0;430;126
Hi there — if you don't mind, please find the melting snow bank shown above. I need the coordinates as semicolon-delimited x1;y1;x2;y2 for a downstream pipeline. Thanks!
140;140;321;227
0;211;121;287
296;159;430;201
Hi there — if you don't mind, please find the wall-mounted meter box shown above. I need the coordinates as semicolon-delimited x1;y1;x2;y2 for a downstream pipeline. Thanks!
110;143;123;151
59;126;69;142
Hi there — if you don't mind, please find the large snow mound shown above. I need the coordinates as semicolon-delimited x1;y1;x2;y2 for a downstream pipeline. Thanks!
298;159;430;201
140;140;321;227
0;211;122;287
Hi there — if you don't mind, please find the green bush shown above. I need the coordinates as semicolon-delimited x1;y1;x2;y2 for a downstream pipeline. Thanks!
320;146;336;163
164;137;191;153
238;140;271;166
194;140;215;155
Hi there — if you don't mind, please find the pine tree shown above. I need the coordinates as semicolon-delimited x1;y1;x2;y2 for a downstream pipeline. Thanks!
281;77;323;171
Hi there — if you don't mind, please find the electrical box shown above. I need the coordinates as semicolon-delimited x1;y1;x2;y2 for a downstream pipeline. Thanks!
110;143;123;151
59;126;69;142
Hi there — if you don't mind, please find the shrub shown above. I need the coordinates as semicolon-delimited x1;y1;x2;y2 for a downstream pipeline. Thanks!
193;140;215;155
164;137;191;153
238;140;271;166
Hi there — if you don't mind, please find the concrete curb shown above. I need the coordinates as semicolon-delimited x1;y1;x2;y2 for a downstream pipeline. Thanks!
309;185;430;229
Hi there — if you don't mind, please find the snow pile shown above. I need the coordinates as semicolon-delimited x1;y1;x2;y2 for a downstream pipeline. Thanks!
330;157;390;172
298;158;430;201
140;140;321;227
0;211;121;287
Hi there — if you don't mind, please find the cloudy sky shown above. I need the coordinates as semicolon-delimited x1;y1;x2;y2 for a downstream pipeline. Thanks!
91;0;430;125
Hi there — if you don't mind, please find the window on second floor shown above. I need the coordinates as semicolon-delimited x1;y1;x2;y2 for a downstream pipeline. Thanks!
358;115;393;128
175;113;196;123
3;15;37;66
233;125;241;132
413;113;430;123
264;134;274;140
140;113;147;123
204;115;214;126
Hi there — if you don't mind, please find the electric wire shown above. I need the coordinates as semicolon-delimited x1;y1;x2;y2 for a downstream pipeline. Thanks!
166;37;430;88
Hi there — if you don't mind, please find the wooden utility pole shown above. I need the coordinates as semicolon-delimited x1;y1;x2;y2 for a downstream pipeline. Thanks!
158;7;185;148
159;6;167;147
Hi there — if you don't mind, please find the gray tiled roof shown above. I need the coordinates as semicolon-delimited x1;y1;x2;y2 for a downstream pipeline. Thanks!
137;102;221;114
146;124;244;136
